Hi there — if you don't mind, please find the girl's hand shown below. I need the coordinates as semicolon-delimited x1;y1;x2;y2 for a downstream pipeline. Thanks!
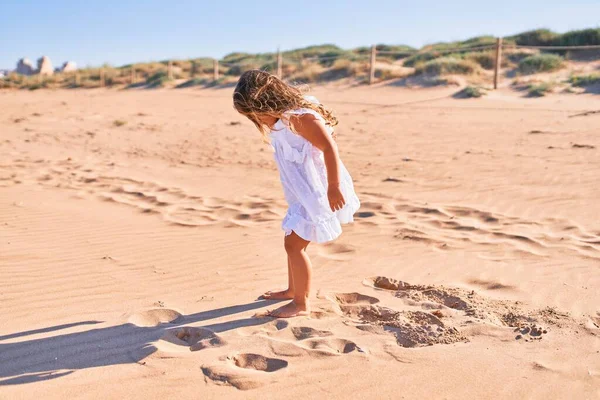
327;184;346;211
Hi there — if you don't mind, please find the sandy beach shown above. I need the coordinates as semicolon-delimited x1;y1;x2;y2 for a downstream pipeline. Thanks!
1;84;599;399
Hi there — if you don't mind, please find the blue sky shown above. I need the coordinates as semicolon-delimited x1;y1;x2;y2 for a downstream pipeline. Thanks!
0;0;598;69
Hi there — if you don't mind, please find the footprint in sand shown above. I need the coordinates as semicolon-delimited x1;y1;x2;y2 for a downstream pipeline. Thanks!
232;353;288;372
267;327;361;357
300;338;361;355
291;326;334;340
333;292;380;305
260;319;290;332
329;293;381;320
202;354;288;391
159;326;225;351
238;319;289;336
363;276;412;291
128;308;182;327
201;366;258;390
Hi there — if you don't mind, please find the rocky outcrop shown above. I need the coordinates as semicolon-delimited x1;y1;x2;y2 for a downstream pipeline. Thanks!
37;56;53;76
16;58;34;75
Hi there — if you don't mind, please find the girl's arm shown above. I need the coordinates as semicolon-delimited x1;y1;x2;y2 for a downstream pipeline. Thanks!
289;113;346;211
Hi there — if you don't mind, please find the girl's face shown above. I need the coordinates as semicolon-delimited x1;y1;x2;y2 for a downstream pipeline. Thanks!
257;114;278;128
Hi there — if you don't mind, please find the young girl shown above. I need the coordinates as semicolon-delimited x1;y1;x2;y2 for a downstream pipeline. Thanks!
233;70;360;318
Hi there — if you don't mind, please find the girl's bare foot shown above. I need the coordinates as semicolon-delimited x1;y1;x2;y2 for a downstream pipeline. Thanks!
262;289;294;300
267;300;309;318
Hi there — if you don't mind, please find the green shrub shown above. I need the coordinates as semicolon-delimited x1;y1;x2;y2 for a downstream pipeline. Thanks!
0;79;16;89
505;50;536;64
375;44;415;53
145;71;172;87
464;51;496;70
403;52;438;67
415;57;480;76
554;28;600;46
0;73;24;89
224;65;243;76
318;59;366;81
315;50;352;67
458;85;486;98
259;61;277;72
518;54;564;75
113;119;127;127
569;74;600;87
222;52;261;64
508;28;600;49
374;44;415;60
290;63;325;83
221;52;274;76
509;29;558;46
527;82;554;97
463;51;516;69
190;58;216;75
423;36;498;53
460;35;498;47
26;83;44;91
283;44;343;59
375;68;410;81
225;64;263;76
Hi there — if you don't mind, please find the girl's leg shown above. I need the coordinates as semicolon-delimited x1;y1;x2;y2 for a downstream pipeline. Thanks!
268;232;311;318
262;257;295;299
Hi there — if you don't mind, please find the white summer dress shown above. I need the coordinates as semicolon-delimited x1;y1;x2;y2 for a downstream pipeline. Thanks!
270;97;360;243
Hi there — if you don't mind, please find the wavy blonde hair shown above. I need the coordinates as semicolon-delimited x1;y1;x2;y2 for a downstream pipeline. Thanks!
233;69;338;141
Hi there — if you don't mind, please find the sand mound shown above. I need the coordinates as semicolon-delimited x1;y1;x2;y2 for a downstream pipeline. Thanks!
159;326;225;351
330;294;466;347
128;309;182;327
358;276;590;344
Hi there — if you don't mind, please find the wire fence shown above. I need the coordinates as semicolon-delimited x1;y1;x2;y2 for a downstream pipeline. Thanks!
8;38;599;90
195;40;598;89
204;39;600;89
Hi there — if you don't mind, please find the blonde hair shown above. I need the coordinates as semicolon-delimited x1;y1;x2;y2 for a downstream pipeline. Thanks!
233;69;338;141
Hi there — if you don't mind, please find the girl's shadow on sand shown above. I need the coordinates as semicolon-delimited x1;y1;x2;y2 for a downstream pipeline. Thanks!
0;300;275;385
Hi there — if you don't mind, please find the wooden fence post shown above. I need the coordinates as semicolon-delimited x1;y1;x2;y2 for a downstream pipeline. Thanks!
100;69;105;87
168;61;173;80
131;67;135;84
277;48;283;78
213;59;219;81
369;45;376;85
191;61;196;77
493;37;503;89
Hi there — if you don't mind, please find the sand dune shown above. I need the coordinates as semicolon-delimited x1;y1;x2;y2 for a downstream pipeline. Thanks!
1;86;599;399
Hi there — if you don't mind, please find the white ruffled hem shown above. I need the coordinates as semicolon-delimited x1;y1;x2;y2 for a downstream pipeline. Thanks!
282;193;360;243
